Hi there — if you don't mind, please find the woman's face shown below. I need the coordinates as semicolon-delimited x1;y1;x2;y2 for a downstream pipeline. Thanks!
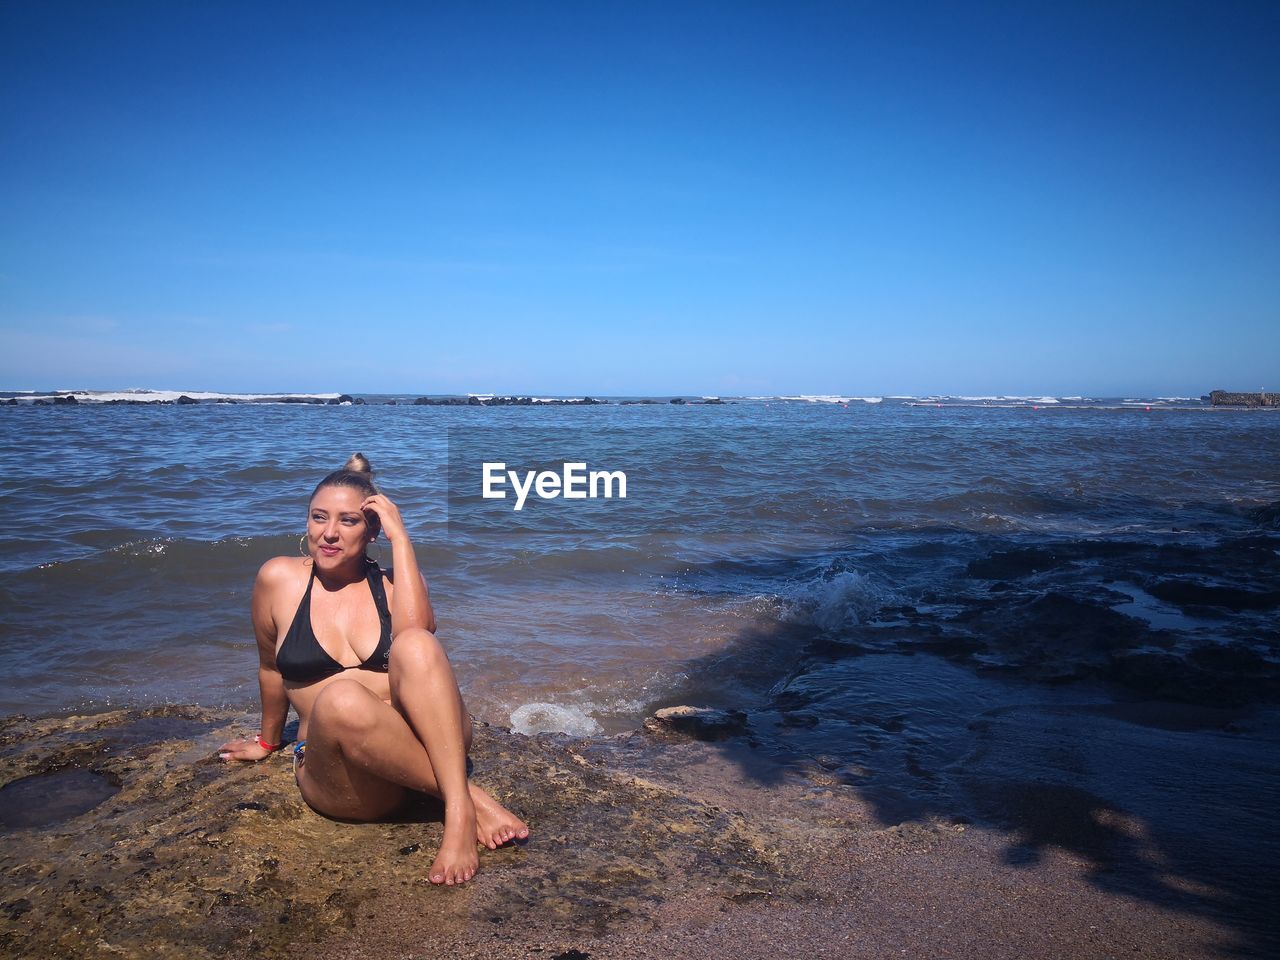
306;485;373;569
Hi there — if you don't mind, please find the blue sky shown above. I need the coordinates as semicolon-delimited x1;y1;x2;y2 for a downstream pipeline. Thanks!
1;1;1276;396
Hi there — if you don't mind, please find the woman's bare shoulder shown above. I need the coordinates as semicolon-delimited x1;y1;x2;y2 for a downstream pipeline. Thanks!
256;556;310;589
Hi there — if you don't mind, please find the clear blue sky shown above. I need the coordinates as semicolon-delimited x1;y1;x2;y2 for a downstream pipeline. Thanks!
1;1;1276;396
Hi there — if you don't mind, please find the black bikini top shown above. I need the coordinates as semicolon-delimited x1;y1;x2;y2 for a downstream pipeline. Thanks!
275;559;393;683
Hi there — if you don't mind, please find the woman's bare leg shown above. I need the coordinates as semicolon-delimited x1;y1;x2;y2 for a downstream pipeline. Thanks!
296;678;525;885
295;680;433;820
388;628;527;882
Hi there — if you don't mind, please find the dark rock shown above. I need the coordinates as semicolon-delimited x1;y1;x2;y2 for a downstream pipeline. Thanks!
353;398;366;405
1145;578;1280;612
3;398;17;405
327;395;354;405
645;705;750;740
52;395;79;405
1210;390;1277;407
669;398;686;405
1249;502;1280;529
966;548;1069;579
3;898;32;919
176;395;199;405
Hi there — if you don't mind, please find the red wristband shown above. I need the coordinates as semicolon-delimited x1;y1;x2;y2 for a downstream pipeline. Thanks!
256;734;281;752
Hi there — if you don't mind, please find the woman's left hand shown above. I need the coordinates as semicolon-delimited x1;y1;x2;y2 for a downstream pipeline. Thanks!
361;494;409;544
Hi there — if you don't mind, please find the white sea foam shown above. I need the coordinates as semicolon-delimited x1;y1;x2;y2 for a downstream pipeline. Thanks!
509;701;604;736
18;389;340;403
779;395;882;404
784;570;884;632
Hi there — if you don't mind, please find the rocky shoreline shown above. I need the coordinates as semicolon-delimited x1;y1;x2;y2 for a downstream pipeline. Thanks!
0;705;1251;959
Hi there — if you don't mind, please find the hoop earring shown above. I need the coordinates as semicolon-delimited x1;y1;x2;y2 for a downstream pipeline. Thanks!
298;535;309;557
365;539;383;564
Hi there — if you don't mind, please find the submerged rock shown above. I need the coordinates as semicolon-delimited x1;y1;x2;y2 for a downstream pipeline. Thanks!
645;706;750;740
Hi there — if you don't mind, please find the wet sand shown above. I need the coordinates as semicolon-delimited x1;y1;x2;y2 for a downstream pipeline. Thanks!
0;706;1267;960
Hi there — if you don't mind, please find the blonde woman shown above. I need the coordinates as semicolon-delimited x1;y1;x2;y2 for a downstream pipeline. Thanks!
220;454;527;885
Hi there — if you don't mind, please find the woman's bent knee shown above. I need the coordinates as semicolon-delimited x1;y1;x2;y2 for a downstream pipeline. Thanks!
389;628;447;675
312;679;381;735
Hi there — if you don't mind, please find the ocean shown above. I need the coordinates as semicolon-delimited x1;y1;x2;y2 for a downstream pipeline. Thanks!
2;391;1277;727
3;390;1279;944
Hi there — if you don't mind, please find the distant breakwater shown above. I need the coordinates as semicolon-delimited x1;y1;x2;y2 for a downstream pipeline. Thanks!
1211;390;1276;407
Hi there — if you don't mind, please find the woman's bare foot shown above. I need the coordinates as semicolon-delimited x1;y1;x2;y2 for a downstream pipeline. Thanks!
470;783;530;850
429;800;480;885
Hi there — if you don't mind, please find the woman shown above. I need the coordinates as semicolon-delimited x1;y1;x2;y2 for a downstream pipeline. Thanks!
219;454;528;885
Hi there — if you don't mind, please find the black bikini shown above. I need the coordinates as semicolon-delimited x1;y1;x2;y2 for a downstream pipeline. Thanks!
275;559;393;683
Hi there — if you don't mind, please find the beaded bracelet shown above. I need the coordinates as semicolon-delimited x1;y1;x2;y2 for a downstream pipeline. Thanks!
256;734;281;752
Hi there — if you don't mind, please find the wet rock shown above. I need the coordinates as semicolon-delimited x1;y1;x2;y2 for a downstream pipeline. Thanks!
0;706;783;959
645;706;750;740
1145;578;1280;613
1251;502;1280;529
965;547;1070;580
176;395;199;405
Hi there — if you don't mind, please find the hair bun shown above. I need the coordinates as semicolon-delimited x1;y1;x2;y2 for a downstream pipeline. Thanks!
343;452;374;475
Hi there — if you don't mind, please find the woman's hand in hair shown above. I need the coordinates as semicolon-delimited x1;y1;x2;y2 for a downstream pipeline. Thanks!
361;494;409;545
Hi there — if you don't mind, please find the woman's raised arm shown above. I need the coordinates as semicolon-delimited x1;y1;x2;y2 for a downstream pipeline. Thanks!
361;494;437;635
